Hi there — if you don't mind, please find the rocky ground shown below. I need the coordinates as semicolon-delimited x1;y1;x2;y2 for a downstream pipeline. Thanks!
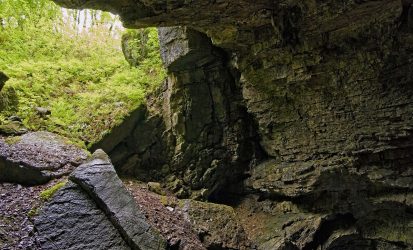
124;180;206;249
0;179;64;249
0;132;249;250
0;132;87;249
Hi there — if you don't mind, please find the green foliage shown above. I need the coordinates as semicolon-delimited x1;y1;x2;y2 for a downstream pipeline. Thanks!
0;0;166;146
39;181;67;201
122;29;161;67
0;87;18;113
4;136;22;145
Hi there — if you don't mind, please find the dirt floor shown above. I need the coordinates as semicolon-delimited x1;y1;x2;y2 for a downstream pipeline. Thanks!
124;179;206;250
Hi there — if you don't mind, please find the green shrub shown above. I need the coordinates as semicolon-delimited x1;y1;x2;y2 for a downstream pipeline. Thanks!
0;0;166;146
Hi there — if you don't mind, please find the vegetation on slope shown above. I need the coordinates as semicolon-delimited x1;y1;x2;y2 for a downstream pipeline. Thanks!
0;0;166;147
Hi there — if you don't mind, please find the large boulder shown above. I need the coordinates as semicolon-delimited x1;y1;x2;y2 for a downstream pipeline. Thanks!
35;182;130;250
35;150;167;250
70;150;167;250
0;132;88;185
180;199;251;249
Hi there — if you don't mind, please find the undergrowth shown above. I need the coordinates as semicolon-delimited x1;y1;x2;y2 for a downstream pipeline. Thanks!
0;1;166;147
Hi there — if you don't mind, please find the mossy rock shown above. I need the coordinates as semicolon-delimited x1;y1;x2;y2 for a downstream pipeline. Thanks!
180;199;251;249
4;136;22;145
0;71;8;91
40;181;67;202
0;121;27;135
0;87;18;112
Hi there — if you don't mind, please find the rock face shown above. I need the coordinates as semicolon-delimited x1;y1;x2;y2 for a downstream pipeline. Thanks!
35;150;167;250
0;132;88;185
95;27;263;199
52;0;413;248
70;150;167;250
0;72;8;91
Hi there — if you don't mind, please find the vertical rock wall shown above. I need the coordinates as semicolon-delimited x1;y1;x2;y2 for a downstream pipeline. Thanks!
95;27;263;199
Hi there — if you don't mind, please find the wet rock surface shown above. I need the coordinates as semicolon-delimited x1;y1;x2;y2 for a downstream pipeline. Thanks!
0;132;88;185
70;150;167;250
35;182;130;250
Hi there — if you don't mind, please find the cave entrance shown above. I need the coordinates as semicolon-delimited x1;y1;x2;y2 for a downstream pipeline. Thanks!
0;1;165;149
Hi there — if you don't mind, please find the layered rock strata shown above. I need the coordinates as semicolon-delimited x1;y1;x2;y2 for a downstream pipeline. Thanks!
94;27;263;199
53;0;413;248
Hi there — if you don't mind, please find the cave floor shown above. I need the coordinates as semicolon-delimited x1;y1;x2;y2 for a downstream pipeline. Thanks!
123;179;206;249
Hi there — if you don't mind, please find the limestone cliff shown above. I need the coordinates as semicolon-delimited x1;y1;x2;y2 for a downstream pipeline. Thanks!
55;0;413;249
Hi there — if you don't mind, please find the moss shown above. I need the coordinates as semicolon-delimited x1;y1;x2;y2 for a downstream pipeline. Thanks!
4;136;21;145
64;138;88;151
159;195;178;208
160;195;168;206
40;181;67;202
0;121;27;135
0;1;166;145
27;207;40;218
0;87;18;113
